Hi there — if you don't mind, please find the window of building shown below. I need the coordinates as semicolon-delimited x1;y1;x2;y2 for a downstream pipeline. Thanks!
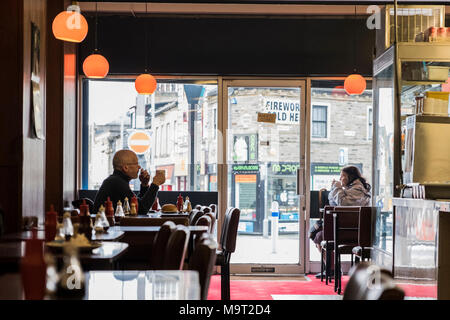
311;105;328;138
82;79;218;192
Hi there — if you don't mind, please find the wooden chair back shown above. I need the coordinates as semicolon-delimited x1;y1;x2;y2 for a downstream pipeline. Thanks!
188;235;217;300
220;207;240;253
151;221;176;269
163;225;190;270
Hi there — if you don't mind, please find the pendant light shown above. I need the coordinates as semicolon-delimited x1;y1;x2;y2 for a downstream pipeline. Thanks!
135;10;157;95
344;6;366;95
52;1;88;43
83;2;109;78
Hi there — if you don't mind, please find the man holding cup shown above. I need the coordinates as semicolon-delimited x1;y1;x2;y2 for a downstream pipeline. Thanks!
93;149;166;215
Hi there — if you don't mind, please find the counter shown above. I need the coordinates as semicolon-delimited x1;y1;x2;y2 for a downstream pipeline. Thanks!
393;198;450;299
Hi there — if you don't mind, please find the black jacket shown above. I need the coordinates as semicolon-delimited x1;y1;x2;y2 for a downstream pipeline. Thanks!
93;169;159;215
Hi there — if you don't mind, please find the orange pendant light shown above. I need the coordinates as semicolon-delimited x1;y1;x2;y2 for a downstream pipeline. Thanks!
52;10;88;43
344;74;366;95
82;53;109;78
135;73;157;95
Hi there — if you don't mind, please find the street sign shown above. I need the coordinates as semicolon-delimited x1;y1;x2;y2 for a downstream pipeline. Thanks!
128;130;151;154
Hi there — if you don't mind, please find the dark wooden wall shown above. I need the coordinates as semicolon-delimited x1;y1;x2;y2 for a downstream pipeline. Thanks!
0;0;77;233
0;0;48;233
0;1;24;233
45;0;77;214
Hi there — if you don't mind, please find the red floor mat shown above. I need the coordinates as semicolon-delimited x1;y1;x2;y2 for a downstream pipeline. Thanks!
207;275;437;300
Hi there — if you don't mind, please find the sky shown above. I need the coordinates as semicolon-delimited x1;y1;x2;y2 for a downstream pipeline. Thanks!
88;80;138;125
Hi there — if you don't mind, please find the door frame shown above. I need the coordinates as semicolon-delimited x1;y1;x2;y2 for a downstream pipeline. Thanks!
218;78;308;275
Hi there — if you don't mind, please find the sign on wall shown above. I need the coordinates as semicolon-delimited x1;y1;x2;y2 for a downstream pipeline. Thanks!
263;98;300;124
128;130;151;154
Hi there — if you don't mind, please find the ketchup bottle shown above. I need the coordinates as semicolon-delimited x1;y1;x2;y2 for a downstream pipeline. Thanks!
176;194;184;212
21;228;47;300
45;205;58;242
131;195;139;214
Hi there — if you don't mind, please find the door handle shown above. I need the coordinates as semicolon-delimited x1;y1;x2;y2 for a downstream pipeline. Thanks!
296;168;304;196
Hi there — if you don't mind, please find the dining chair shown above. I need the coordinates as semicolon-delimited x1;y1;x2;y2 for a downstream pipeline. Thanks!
343;262;404;300
150;221;176;269
215;207;240;300
188;235;217;300
195;215;212;231
201;206;211;214
332;209;360;294
209;204;217;217
204;212;216;233
320;206;360;284
352;207;376;265
163;225;190;270
190;209;205;226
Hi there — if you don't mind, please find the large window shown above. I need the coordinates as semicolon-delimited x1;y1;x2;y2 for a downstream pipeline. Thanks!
82;79;218;192
309;80;373;263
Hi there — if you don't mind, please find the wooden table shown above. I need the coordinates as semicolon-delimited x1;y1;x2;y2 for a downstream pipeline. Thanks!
110;225;208;236
108;226;209;269
0;241;128;270
0;270;200;300
0;230;125;242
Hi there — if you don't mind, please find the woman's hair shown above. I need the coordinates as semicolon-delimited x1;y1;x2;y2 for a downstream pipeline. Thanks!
342;166;371;192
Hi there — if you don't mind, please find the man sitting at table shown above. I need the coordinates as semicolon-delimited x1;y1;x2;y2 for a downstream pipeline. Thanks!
93;149;166;215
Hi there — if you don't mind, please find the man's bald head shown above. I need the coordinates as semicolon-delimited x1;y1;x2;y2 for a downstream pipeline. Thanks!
113;150;138;170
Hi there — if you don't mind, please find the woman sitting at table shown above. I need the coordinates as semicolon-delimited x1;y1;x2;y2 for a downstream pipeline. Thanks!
313;165;371;278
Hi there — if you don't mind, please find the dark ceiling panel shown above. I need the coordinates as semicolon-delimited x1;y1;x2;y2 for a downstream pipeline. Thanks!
79;15;375;76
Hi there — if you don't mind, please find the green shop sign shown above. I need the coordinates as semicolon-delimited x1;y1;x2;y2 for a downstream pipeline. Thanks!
311;163;363;175
270;163;300;175
232;164;260;172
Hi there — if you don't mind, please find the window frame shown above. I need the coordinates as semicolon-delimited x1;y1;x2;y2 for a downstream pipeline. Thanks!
310;103;330;140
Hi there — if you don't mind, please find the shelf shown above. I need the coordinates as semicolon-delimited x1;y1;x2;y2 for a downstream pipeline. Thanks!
402;80;446;86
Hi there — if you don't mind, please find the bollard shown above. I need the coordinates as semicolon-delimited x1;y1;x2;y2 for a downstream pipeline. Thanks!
271;201;279;253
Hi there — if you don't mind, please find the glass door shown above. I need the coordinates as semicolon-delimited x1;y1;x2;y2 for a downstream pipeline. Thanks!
221;79;306;274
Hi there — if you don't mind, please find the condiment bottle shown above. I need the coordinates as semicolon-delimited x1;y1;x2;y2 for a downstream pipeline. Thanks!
151;197;160;211
123;197;131;215
21;228;47;300
183;196;191;212
78;203;93;241
99;208;110;231
62;211;74;241
104;197;115;225
45;204;58;242
56;243;85;298
130;203;137;216
79;199;89;216
131;195;139;214
44;253;59;297
176;194;184;212
115;200;125;223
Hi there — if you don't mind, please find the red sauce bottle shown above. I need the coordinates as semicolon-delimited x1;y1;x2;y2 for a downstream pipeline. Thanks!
21;228;46;300
45;205;58;242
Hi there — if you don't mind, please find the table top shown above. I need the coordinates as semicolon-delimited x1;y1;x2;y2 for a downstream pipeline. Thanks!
110;225;209;235
0;270;200;300
0;230;125;242
0;241;128;264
